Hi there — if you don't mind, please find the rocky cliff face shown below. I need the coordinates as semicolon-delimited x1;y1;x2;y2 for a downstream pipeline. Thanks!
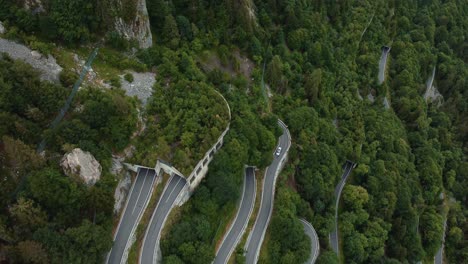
19;0;152;49
20;0;45;14
112;0;153;48
61;148;102;185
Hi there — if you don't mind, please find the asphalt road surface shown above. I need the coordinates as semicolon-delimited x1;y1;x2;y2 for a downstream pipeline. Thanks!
330;161;355;254
140;174;187;264
300;219;320;264
434;240;444;264
244;121;291;264
434;218;447;264
107;168;157;264
214;167;256;264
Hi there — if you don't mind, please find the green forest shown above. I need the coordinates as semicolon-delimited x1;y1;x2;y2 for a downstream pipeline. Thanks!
1;0;467;263
0;54;137;262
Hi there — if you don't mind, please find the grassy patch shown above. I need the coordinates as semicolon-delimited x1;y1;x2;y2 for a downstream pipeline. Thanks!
52;48;77;71
52;46;146;89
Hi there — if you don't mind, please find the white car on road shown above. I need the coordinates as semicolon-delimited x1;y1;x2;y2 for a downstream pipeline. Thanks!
275;147;282;156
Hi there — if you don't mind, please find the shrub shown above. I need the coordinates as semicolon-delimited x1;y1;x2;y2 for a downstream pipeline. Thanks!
108;76;122;88
105;31;130;51
29;41;53;55
59;69;78;88
124;73;134;83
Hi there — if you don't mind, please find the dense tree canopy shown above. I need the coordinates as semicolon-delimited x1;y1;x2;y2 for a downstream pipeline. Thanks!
0;0;466;263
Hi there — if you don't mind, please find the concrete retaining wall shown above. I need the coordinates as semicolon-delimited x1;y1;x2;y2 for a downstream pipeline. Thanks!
123;163;154;173
154;160;184;178
186;125;230;190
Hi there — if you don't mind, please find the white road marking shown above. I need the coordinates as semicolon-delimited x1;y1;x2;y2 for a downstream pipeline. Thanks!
132;169;149;214
165;176;181;203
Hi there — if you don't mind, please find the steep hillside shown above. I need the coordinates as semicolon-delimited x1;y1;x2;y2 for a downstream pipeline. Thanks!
0;0;466;263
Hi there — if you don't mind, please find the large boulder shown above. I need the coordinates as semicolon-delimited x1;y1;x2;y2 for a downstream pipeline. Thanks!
61;148;102;185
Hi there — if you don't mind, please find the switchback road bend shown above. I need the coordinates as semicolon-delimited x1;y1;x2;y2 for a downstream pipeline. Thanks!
107;168;157;264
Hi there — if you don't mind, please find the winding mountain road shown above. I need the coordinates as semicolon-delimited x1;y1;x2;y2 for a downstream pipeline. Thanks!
106;168;157;264
139;174;187;264
330;161;355;255
426;66;436;93
300;219;320;264
378;46;390;84
244;120;291;264
434;218;447;264
214;167;256;264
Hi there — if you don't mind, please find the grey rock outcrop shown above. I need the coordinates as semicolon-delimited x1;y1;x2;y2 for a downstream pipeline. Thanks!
111;156;124;176
113;171;131;214
61;148;102;185
112;0;153;48
18;0;152;48
21;0;45;14
0;21;5;34
0;38;62;82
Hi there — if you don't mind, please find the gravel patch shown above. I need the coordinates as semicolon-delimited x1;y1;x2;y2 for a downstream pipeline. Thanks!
424;85;443;106
0;37;62;82
120;71;155;105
